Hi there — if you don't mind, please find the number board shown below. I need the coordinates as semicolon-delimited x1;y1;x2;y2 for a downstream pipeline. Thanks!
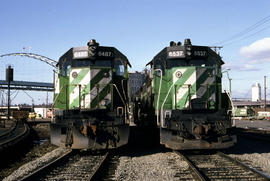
73;50;89;59
167;50;185;58
193;50;208;57
97;51;114;57
192;46;209;58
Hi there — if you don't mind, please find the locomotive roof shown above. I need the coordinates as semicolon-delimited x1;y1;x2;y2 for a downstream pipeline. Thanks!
58;45;131;67
146;44;224;66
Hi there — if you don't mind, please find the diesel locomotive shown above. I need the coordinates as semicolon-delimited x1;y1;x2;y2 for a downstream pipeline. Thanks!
51;40;131;149
133;39;237;150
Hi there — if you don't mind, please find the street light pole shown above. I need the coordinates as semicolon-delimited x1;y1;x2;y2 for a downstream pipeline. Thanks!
229;78;232;96
222;68;232;96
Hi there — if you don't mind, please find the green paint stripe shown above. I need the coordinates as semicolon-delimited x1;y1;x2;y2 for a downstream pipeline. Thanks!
176;68;213;108
69;81;91;108
90;69;110;90
195;68;214;92
69;68;110;108
90;82;111;108
174;68;195;86
69;69;89;94
70;69;89;84
176;85;195;108
202;84;216;100
159;68;194;108
170;68;195;108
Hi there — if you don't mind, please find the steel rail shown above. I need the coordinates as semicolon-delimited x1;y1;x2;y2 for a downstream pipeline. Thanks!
0;123;30;150
0;126;15;139
0;119;19;139
19;149;73;181
217;152;270;180
174;151;208;181
89;152;109;180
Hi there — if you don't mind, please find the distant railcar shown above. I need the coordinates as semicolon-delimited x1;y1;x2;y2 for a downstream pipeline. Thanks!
233;107;255;117
51;40;131;149
133;39;236;150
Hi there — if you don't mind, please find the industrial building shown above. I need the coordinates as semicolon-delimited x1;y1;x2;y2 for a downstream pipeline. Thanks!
129;71;145;100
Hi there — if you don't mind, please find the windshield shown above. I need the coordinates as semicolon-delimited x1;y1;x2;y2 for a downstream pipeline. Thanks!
166;59;207;69
115;60;125;76
72;59;112;67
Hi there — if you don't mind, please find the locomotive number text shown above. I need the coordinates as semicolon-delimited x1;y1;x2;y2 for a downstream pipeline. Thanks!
193;51;207;57
168;51;185;57
98;51;113;57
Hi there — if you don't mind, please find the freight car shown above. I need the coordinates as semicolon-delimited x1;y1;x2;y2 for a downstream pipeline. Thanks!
133;39;237;150
51;40;131;149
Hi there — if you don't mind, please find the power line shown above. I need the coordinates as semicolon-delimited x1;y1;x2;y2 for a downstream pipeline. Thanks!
223;25;270;46
11;90;19;101
214;14;270;45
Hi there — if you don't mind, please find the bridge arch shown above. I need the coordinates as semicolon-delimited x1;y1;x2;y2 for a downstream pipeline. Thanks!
0;53;57;68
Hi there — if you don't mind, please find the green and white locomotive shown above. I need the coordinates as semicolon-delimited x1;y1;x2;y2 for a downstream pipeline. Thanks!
51;40;131;149
133;39;236;150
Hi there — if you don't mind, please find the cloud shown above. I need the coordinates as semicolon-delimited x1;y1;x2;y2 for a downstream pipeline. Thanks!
223;62;260;71
239;37;270;62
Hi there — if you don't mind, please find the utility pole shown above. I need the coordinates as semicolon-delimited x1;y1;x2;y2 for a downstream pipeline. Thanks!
264;76;267;111
46;91;48;118
210;46;223;54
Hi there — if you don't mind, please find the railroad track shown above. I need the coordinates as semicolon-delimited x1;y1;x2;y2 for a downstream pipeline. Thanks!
0;122;30;151
174;151;270;180
21;150;109;181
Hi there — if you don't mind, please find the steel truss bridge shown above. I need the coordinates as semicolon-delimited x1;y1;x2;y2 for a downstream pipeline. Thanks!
0;52;56;91
0;80;53;91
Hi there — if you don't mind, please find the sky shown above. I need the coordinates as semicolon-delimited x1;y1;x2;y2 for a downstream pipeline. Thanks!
0;0;270;104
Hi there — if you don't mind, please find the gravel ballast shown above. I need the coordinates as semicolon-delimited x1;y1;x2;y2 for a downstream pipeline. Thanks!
226;134;270;177
114;151;189;181
229;153;270;176
3;147;70;181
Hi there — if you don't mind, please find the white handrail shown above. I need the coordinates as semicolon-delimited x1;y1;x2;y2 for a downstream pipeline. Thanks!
154;69;162;126
160;81;177;127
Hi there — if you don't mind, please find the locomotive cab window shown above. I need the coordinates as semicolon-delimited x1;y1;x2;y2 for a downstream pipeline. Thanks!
166;59;187;68
153;60;166;75
166;59;208;68
72;59;94;67
72;59;113;68
115;60;125;76
95;60;112;67
61;59;71;76
189;59;207;66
